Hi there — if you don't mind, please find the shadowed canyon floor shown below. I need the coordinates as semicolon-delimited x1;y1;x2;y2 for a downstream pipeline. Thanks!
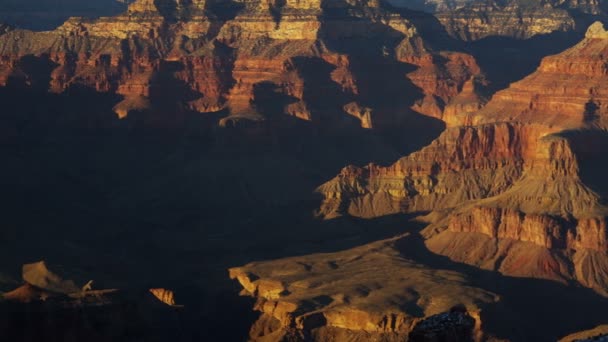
2;0;608;341
0;83;443;341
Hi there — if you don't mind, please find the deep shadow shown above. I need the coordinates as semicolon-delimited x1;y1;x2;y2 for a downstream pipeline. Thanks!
154;0;178;22
269;0;287;28
252;81;298;119
0;0;127;30
206;0;245;22
561;130;608;201
0;55;442;341
584;101;600;124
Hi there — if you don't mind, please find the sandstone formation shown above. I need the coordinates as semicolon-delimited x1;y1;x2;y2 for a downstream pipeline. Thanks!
230;236;496;341
317;21;608;293
149;288;182;307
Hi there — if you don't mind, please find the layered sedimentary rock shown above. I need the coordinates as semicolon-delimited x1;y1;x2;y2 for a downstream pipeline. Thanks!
226;22;608;341
316;22;608;295
0;0;484;128
230;237;495;341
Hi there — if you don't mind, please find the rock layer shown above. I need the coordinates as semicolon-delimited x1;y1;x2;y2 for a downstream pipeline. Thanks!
0;0;484;128
229;237;496;341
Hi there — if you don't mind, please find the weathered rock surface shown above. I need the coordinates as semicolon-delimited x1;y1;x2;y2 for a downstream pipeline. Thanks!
230;236;495;341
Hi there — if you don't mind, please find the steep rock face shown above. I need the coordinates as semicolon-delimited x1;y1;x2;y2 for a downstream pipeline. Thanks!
470;29;608;129
317;122;543;219
316;22;608;293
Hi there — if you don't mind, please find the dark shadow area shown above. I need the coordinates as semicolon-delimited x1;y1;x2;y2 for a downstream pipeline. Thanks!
0;53;441;340
0;0;127;30
269;0;286;28
584;100;600;124
561;130;608;201
252;81;299;119
206;1;245;22
154;0;178;22
395;231;608;341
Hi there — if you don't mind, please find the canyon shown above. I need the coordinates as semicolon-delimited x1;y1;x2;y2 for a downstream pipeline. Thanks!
1;0;608;341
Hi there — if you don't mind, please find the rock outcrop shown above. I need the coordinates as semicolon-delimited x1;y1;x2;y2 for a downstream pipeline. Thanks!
229;237;496;341
0;261;183;341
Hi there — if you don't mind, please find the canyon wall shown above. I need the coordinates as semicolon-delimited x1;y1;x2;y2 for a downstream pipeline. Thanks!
316;22;608;295
0;0;486;130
